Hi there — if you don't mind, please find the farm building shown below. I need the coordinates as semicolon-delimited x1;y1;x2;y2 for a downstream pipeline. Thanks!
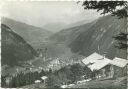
110;57;128;78
82;52;128;79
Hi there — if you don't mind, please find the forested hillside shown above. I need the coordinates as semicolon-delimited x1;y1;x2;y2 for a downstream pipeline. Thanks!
50;15;126;59
1;24;37;66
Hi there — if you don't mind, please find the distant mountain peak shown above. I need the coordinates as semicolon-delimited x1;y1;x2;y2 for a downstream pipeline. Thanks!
1;17;53;48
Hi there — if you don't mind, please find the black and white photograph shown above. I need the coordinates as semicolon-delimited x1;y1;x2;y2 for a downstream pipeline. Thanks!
1;1;128;89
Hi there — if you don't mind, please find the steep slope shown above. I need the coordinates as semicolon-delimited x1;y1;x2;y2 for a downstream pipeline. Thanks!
65;19;97;29
69;15;126;59
1;24;37;66
50;15;127;59
1;17;52;48
50;21;97;45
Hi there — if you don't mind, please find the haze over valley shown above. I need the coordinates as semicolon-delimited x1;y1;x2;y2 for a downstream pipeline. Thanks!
1;1;127;89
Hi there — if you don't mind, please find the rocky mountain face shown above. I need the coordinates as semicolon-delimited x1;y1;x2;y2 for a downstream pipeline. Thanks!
50;15;127;59
1;24;37;66
1;17;52;48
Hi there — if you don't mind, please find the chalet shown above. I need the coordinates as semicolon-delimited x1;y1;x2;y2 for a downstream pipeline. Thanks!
110;57;128;78
82;52;112;79
82;52;128;80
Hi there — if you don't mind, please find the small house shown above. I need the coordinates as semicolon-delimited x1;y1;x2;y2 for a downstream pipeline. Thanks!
110;57;128;78
82;52;112;79
41;76;48;83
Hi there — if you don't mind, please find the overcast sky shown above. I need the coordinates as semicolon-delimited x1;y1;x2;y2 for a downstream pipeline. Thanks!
1;1;101;29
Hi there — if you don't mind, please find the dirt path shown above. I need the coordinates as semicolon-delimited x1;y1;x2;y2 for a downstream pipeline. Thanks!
68;77;126;89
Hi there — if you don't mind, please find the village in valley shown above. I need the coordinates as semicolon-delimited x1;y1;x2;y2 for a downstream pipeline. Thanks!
1;1;128;89
2;51;127;89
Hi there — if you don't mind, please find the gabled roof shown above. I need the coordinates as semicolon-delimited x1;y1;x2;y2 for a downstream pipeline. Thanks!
82;52;103;65
82;52;128;71
41;76;48;80
82;52;112;71
110;57;128;67
88;57;111;71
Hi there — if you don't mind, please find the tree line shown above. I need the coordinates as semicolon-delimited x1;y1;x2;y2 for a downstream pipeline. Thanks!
1;69;46;88
46;63;92;88
2;63;91;88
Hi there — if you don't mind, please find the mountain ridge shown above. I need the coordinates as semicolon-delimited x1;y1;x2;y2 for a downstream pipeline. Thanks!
1;17;53;48
50;15;127;59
